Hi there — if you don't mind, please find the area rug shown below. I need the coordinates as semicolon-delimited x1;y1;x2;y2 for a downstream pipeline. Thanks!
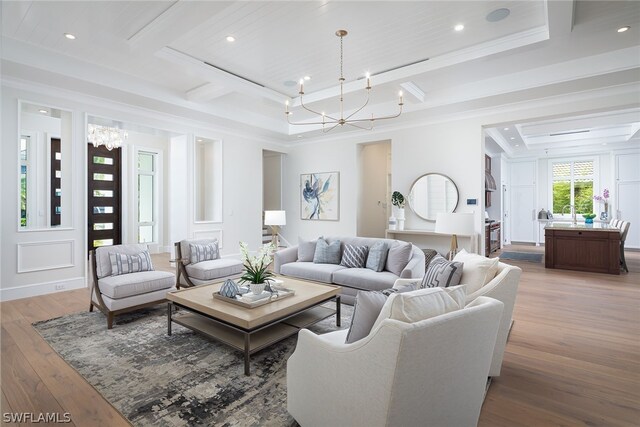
33;304;352;427
499;251;543;263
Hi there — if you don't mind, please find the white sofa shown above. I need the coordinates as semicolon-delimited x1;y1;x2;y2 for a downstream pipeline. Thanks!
90;244;175;329
287;296;504;427
396;261;521;377
275;236;425;304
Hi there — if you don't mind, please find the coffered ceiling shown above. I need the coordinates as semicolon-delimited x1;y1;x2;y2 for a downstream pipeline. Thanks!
2;1;639;141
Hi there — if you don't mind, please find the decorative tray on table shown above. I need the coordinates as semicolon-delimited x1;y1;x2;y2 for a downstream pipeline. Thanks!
213;282;295;308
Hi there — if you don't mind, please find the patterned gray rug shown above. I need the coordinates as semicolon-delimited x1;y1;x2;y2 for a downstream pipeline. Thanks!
33;304;352;427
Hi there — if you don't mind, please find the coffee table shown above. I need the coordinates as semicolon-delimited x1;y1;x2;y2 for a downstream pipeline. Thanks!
166;276;341;375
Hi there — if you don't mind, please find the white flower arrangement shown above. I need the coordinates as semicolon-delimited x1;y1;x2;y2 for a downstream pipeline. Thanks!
238;241;276;284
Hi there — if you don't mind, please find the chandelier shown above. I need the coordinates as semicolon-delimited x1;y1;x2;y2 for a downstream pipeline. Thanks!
87;124;128;151
285;30;403;133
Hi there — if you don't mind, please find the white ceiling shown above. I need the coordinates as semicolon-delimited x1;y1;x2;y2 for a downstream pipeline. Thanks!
2;0;640;141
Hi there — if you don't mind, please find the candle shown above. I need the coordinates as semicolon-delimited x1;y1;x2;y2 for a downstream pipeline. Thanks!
398;90;403;104
365;72;371;88
285;100;289;113
299;79;304;93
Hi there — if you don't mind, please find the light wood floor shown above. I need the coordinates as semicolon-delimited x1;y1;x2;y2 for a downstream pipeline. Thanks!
1;248;638;426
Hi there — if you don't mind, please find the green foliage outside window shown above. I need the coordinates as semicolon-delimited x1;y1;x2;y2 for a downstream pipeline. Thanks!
552;180;593;214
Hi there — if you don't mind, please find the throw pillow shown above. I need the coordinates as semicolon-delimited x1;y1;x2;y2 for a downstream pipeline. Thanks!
421;254;463;288
453;249;500;294
297;237;318;262
189;241;220;264
340;244;369;268
345;284;417;344
109;251;154;276
422;249;438;269
385;242;412;276
365;241;389;272
313;239;342;264
372;287;461;331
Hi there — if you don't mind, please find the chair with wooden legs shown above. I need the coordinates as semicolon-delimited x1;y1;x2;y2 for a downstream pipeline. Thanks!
89;244;176;329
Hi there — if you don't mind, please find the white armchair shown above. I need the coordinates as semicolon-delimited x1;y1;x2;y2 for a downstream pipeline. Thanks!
394;261;521;377
287;296;504;427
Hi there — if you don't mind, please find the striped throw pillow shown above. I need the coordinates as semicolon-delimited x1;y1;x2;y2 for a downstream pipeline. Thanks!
340;244;369;268
421;254;463;288
189;242;219;264
109;251;154;276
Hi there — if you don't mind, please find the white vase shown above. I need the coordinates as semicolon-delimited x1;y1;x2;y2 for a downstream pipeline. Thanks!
396;208;405;220
397;219;405;231
250;283;266;295
388;216;397;231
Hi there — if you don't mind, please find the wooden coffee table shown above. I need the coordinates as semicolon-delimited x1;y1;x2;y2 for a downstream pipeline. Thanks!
166;276;341;375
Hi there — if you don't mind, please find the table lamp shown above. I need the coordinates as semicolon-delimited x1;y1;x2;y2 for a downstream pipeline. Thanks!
435;213;475;260
264;210;286;247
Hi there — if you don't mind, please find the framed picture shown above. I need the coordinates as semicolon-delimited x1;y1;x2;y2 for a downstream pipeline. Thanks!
300;172;340;221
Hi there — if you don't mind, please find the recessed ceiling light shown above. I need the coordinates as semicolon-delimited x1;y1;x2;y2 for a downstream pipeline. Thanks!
454;24;465;32
64;33;76;40
297;135;302;138
38;109;48;114
510;137;515;140
196;139;203;142
602;142;607;146
303;75;311;81
515;144;520;147
503;127;509;131
617;26;630;33
226;35;236;42
486;8;510;23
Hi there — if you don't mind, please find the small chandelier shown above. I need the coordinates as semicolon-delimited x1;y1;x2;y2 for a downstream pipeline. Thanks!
285;29;403;133
87;124;128;151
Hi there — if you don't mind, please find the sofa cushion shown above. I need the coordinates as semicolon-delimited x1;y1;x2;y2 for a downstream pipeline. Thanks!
189;242;220;264
366;241;389;272
280;262;346;283
332;268;398;292
185;258;244;281
421;254;463;288
453;249;500;294
340;244;369;268
385;242;412;275
109;250;154;276
98;270;174;299
313;239;342;264
372;287;461;330
345;283;417;344
298;237;318;262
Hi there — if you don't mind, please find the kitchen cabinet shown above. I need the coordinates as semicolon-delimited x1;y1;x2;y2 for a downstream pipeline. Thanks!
485;222;501;256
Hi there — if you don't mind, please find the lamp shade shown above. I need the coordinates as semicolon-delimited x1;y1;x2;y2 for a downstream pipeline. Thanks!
264;210;286;226
435;213;474;236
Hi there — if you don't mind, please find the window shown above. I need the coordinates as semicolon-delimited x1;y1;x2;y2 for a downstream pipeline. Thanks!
137;151;156;243
20;136;28;227
551;159;595;216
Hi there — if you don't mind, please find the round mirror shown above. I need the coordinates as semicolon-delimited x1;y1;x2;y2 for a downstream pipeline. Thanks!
408;173;459;221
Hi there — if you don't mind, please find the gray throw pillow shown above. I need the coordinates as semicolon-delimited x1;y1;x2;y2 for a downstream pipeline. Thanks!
385;242;412;276
298;237;318;262
346;284;416;344
366;241;389;272
421;254;463;288
340;244;369;268
313;239;341;264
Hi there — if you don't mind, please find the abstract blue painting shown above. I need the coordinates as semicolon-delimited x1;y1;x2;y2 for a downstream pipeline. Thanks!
300;172;339;220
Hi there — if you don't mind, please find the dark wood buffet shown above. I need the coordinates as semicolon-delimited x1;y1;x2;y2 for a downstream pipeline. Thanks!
545;223;620;275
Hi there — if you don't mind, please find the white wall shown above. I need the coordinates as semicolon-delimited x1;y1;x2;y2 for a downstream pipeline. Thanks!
1;84;287;301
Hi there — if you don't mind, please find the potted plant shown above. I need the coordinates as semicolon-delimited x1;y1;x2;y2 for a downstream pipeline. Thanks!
391;191;406;230
238;242;276;294
593;189;610;220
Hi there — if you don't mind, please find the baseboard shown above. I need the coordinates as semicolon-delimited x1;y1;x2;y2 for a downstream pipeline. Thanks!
0;276;87;302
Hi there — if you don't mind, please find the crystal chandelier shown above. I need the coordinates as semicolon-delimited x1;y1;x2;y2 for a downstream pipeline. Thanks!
285;30;403;133
87;124;128;150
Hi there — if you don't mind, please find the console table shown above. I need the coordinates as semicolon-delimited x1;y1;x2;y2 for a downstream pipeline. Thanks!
544;223;620;275
385;229;478;254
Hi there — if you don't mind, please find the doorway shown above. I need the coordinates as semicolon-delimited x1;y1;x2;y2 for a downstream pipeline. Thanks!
87;145;122;252
357;141;391;238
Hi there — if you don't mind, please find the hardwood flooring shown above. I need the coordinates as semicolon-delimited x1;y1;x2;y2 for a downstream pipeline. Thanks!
1;249;638;426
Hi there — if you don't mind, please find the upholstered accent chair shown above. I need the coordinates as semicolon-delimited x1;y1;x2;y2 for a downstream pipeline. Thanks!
89;244;175;329
395;261;521;377
174;239;243;288
287;296;504;427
